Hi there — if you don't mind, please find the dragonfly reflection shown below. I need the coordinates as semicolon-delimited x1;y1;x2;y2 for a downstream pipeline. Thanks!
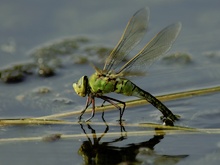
78;122;188;165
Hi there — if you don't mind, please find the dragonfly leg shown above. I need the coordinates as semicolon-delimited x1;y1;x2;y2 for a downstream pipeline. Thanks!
85;97;96;122
98;95;126;122
105;97;126;121
78;96;92;121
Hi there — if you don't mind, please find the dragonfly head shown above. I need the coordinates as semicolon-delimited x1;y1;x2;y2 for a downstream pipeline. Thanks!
73;76;88;97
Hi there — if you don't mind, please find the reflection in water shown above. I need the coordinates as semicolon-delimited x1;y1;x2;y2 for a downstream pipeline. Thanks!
78;122;188;165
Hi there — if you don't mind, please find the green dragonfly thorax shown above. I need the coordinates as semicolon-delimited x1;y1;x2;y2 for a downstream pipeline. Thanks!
73;71;136;97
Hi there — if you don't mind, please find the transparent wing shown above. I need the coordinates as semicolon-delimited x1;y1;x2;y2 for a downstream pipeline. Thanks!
103;7;149;72
117;22;182;75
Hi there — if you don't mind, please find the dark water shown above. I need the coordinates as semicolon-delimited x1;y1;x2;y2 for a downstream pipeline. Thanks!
1;0;220;165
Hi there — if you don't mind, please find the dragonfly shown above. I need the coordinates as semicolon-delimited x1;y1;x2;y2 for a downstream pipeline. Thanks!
73;8;181;123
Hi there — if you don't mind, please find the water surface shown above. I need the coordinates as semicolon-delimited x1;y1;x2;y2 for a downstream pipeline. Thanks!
1;0;220;164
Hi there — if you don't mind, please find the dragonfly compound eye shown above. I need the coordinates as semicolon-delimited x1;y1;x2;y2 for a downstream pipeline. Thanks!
73;76;87;97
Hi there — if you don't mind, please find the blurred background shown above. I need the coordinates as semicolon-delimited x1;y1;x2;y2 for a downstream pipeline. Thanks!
1;0;220;165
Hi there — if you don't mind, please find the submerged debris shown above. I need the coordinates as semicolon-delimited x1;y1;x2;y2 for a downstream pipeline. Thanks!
52;97;73;104
15;94;26;102
203;51;220;62
38;65;55;77
74;46;112;64
0;62;35;83
31;37;90;76
30;37;89;58
42;133;62;142
162;52;192;65
32;86;51;94
0;36;115;83
0;37;90;83
84;46;112;63
0;38;16;54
